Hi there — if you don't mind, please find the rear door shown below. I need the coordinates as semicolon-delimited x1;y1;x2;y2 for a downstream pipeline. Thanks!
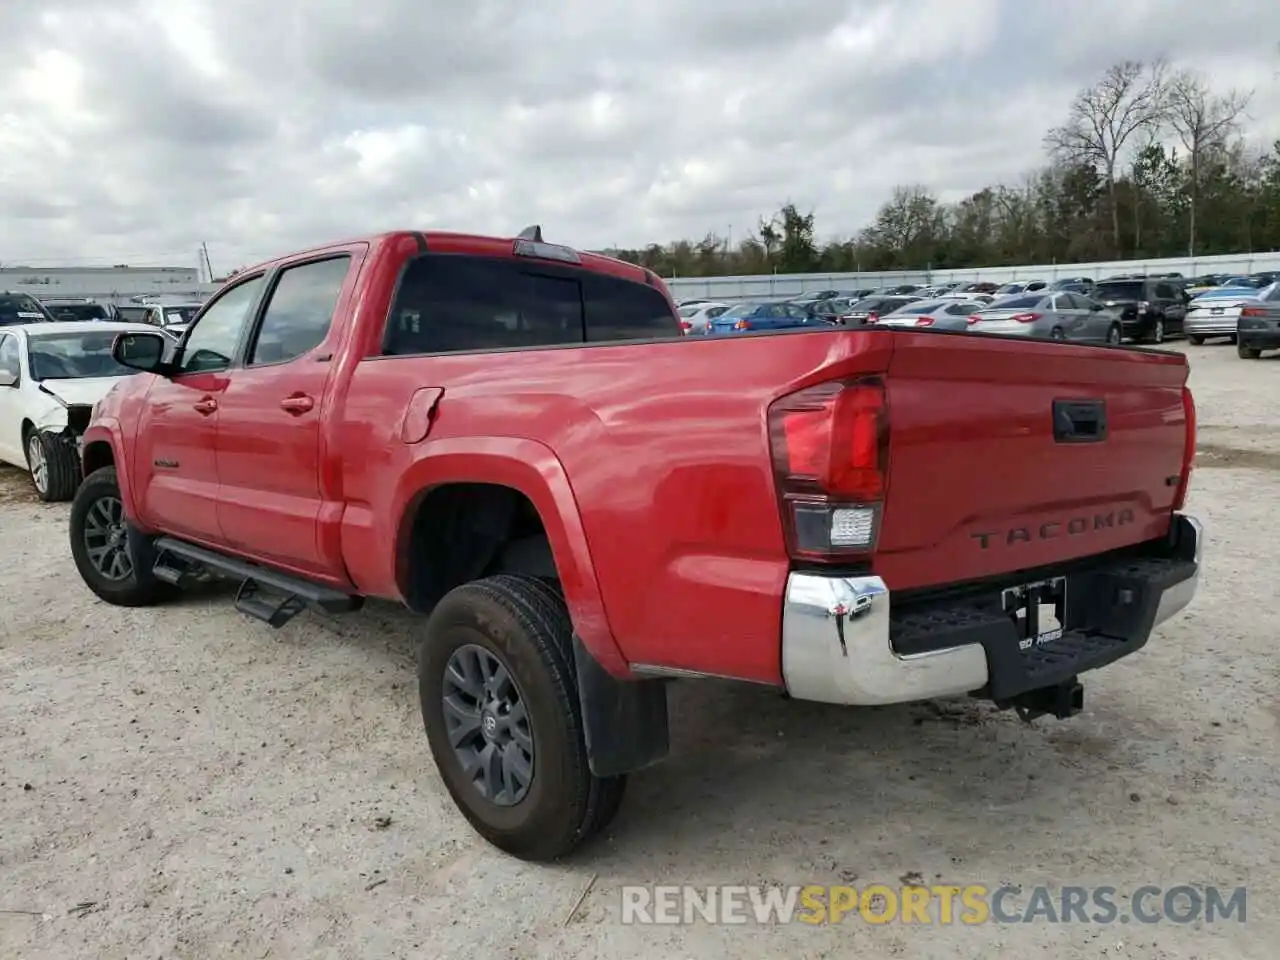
214;252;359;578
1072;293;1112;341
1060;292;1095;339
1155;282;1185;332
876;333;1189;591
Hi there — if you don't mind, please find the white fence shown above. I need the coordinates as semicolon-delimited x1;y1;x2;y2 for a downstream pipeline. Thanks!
664;250;1280;302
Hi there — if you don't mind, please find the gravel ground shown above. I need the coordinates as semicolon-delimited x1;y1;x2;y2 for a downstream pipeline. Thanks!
1;341;1276;960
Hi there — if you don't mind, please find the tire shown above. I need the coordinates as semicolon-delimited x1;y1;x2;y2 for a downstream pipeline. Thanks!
1187;335;1205;345
419;573;626;861
69;466;169;606
1107;324;1122;345
1149;319;1165;344
1237;342;1262;359
1050;327;1066;340
24;428;80;503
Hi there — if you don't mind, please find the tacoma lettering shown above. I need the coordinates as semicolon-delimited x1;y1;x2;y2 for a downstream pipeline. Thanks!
971;509;1135;549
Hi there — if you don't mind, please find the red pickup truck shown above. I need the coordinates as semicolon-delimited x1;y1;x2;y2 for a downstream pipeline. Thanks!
69;227;1203;861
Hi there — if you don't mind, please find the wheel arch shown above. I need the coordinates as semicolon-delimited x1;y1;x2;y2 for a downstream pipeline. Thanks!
391;438;627;677
78;421;142;522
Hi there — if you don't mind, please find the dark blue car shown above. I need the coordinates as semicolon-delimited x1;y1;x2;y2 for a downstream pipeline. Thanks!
706;300;817;334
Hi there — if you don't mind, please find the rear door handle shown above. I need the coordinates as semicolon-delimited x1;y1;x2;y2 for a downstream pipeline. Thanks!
193;397;218;415
280;393;315;415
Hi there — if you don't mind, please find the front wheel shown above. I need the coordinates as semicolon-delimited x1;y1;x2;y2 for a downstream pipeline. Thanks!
1237;343;1262;359
1148;319;1166;344
1106;324;1122;345
1049;327;1066;340
69;466;169;606
419;574;625;861
25;429;80;502
1187;334;1205;345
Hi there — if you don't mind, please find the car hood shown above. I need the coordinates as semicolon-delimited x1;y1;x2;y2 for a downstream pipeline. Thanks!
38;377;128;406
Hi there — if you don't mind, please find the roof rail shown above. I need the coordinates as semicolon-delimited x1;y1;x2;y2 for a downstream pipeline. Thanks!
516;225;543;242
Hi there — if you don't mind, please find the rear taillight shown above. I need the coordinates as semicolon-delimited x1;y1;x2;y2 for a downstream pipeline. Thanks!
1138;300;1151;312
767;378;888;559
734;319;751;330
865;312;879;324
679;320;693;333
1241;305;1266;318
966;315;985;325
1011;312;1042;323
1172;385;1196;511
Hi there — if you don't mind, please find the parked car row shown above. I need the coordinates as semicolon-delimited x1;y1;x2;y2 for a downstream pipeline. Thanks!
675;269;1280;346
0;290;211;502
1182;279;1280;358
0;320;163;501
0;293;206;339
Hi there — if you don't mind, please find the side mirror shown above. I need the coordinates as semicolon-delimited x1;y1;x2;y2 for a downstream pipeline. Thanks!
0;370;16;387
112;332;169;373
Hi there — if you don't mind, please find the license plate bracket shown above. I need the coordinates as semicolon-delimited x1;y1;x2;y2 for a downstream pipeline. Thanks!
1002;576;1067;651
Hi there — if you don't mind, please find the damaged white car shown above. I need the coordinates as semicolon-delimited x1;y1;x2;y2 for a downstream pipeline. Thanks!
0;321;157;501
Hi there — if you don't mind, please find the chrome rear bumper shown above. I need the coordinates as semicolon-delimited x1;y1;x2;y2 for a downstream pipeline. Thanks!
781;515;1203;706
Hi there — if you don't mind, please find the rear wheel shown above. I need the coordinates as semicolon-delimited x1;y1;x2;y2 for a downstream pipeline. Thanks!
419;574;625;861
25;429;80;503
1187;334;1205;345
1050;327;1066;340
1149;319;1166;344
69;466;169;606
1237;342;1262;359
1106;324;1122;345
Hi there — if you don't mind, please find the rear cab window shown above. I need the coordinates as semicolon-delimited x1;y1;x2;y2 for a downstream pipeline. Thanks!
0;294;52;326
994;295;1044;310
49;303;109;321
248;256;351;365
382;254;679;355
1094;282;1145;301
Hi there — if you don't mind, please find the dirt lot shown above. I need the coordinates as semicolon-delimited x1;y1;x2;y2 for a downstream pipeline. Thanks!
1;341;1277;960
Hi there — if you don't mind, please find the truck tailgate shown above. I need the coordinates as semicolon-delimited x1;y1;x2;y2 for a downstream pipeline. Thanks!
875;332;1190;591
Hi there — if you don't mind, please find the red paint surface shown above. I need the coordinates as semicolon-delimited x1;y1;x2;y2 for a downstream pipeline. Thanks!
83;230;1192;685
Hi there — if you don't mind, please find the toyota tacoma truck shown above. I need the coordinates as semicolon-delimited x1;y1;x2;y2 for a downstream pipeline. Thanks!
68;227;1203;861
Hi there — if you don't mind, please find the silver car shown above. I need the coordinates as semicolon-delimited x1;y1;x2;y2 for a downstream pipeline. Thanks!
677;301;730;335
875;298;985;330
965;292;1123;344
1184;283;1279;344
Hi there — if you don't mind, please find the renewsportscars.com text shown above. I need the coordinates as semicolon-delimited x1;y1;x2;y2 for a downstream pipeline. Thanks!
620;884;1247;926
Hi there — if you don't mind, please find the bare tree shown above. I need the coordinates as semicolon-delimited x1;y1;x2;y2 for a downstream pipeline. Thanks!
1166;69;1252;256
1045;60;1168;256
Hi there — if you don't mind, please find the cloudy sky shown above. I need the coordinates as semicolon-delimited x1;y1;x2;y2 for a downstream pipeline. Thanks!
2;0;1278;273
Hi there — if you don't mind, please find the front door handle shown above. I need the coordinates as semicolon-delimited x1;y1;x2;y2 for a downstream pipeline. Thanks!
280;393;315;415
193;396;218;415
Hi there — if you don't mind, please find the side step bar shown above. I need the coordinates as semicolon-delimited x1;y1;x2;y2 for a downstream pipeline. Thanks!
153;537;362;628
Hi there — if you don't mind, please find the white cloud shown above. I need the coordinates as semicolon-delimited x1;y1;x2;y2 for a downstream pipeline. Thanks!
2;0;1278;270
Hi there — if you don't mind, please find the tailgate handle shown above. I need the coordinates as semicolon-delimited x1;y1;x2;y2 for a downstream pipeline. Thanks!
1053;399;1107;443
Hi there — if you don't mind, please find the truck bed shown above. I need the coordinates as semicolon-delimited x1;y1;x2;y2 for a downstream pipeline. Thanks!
341;325;1191;685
